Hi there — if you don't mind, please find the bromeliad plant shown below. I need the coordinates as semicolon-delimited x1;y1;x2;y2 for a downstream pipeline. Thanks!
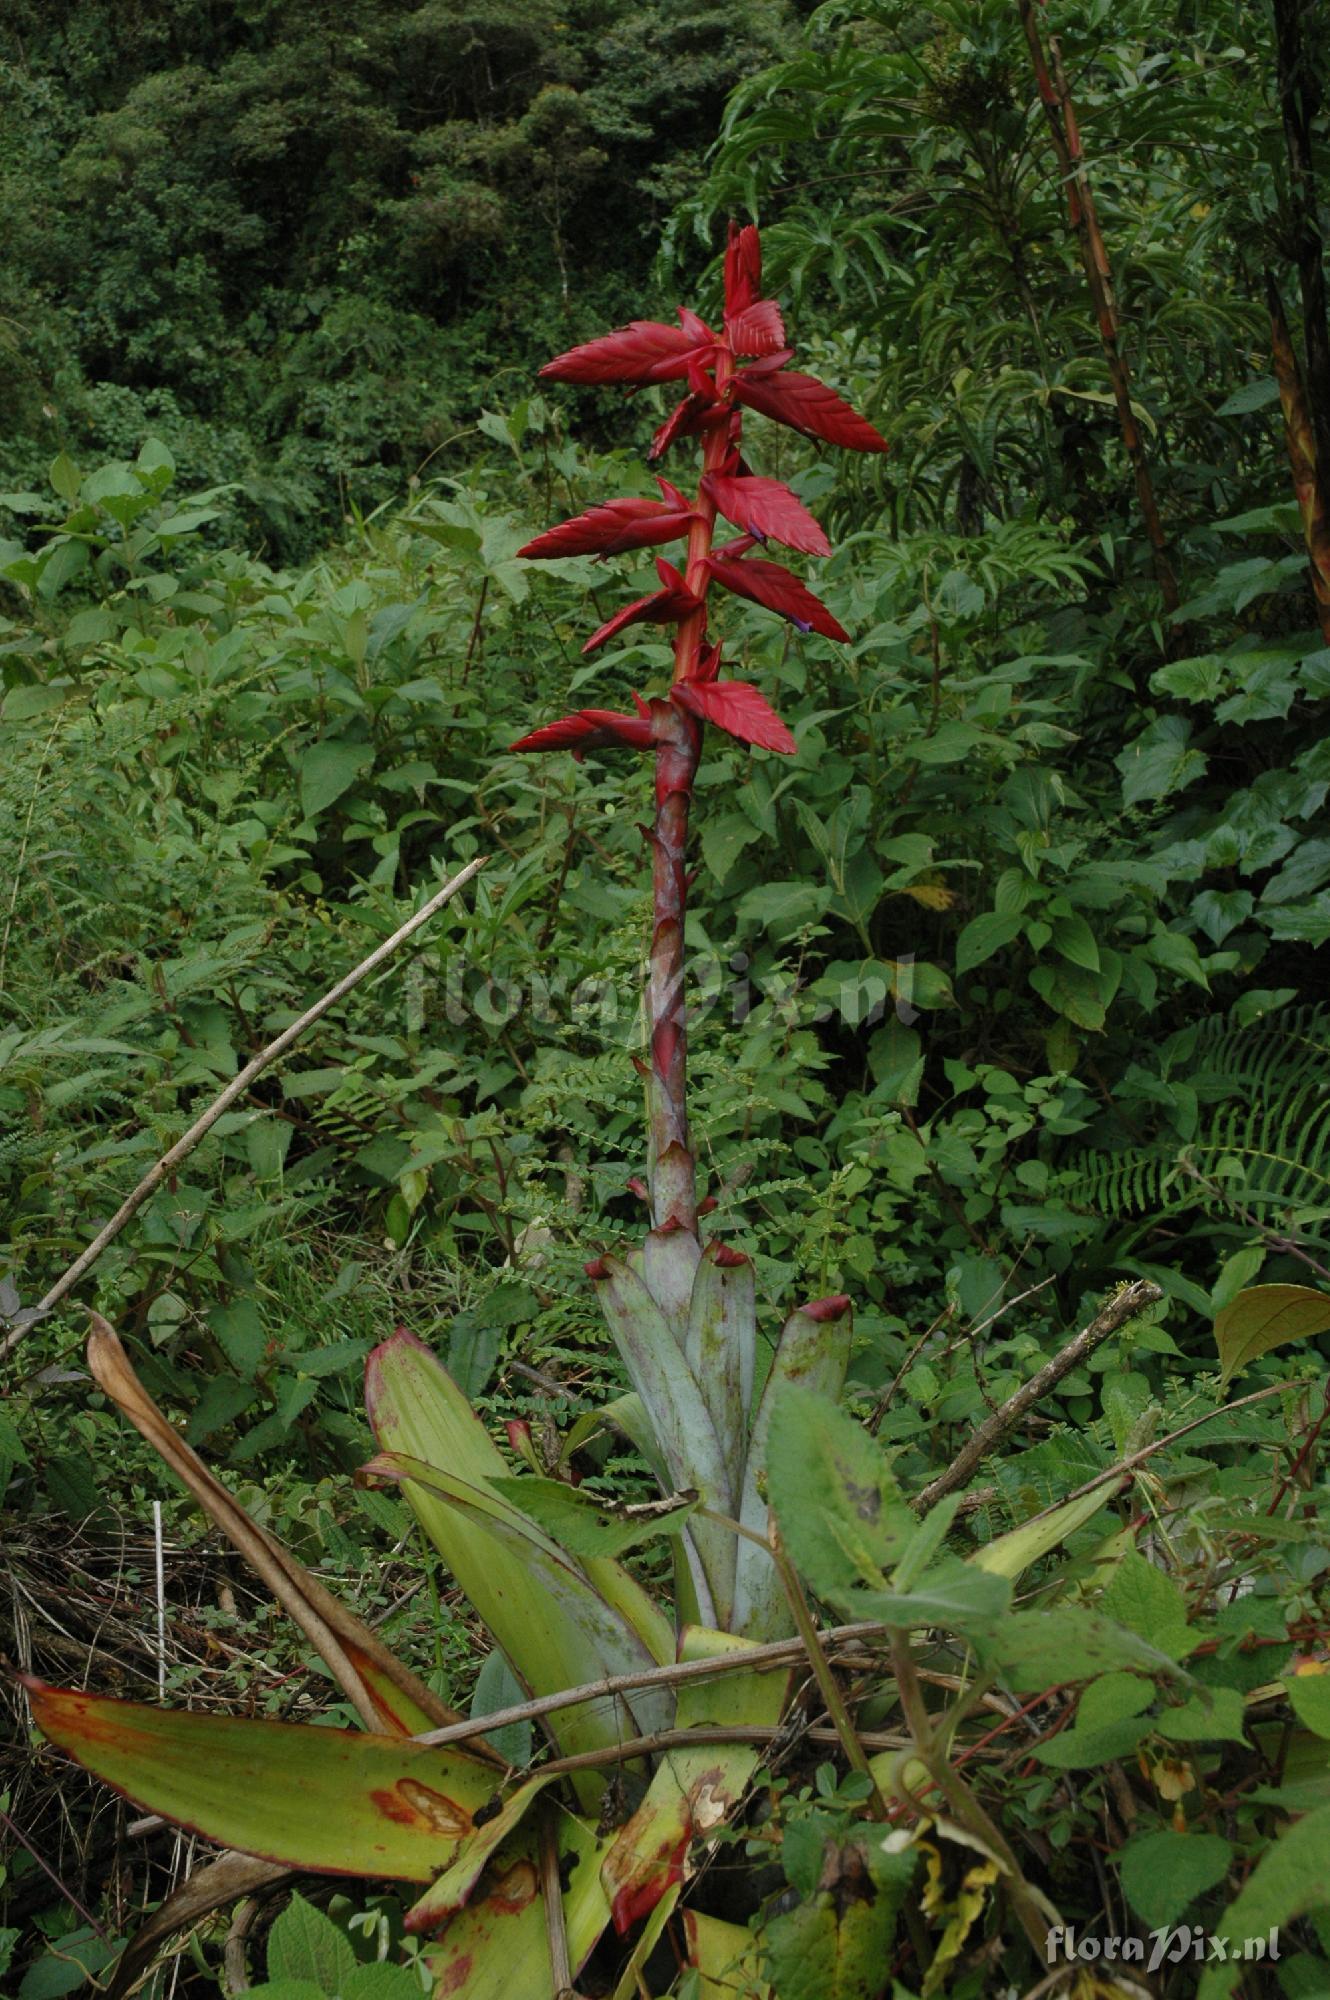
21;229;1168;1999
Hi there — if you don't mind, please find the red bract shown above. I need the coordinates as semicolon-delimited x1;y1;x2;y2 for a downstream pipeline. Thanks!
541;317;706;385
701;471;831;556
516;221;885;1234
672;679;796;754
582;558;702;655
510;704;654;759
732;365;890;453
518;479;697;559
703;550;850;641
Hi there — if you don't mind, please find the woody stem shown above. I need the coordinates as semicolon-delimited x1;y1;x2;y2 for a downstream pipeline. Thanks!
645;380;734;1235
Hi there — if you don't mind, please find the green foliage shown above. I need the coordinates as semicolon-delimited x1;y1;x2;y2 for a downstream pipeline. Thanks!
0;0;791;553
6;0;1330;1992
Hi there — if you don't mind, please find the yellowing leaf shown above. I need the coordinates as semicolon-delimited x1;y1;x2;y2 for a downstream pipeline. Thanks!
1213;1284;1330;1389
25;1681;499;1881
899;880;956;910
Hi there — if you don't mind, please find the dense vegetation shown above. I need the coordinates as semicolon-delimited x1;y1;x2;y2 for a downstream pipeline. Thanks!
3;0;1330;1995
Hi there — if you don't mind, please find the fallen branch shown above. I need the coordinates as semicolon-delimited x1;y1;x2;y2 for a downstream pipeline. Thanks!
915;1278;1163;1509
1;856;486;1360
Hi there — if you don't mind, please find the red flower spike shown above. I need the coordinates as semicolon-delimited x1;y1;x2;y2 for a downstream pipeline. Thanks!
517;481;698;561
724;221;762;317
725;300;786;356
582;558;702;655
703;553;849;642
509;708;654;757
733;367;889;454
540;320;706;385
702;472;831;557
671;680;796;755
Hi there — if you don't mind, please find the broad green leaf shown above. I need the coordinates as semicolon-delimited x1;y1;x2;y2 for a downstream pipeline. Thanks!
1116;715;1207;808
732;1300;853;1643
488;1475;698;1558
299;738;374;818
48;452;81;503
1213;1284;1330;1389
266;1892;356;1992
1285;1674;1330;1739
1155;1686;1248;1743
762;1883;896;2000
365;1333;671;1778
1030;1671;1156;1767
590;1258;736;1627
684;1240;756;1498
1051;912;1100;972
1100;1551;1195;1660
1197;1807;1330;1998
982;1606;1190;1690
971;1486;1110;1579
854;1557;1011;1636
766;1386;911;1598
1119;1831;1233;1930
362;1445;672;1767
26;1681;499;1880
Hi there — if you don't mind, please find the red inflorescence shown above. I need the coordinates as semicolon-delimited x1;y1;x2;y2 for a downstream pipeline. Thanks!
512;221;886;763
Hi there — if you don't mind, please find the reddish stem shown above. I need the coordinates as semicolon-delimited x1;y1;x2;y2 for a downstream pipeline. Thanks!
645;363;735;1234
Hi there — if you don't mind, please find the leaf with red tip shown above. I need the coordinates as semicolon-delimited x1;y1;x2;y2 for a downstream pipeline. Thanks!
704;553;849;642
24;1681;499;1881
734;366;889;454
724;222;763;317
582;560;701;655
672;680;796;754
602;1628;789;1938
510;708;654;756
518;493;696;560
540;321;703;385
702;472;831;557
725;299;786;356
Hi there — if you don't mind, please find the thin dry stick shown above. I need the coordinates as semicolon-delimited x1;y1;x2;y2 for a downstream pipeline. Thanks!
1017;1380;1300;1526
153;1499;167;1703
538;1807;577;2000
530;1721;916;1785
915;1279;1162;1508
415;1620;891;1750
1;855;486;1359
